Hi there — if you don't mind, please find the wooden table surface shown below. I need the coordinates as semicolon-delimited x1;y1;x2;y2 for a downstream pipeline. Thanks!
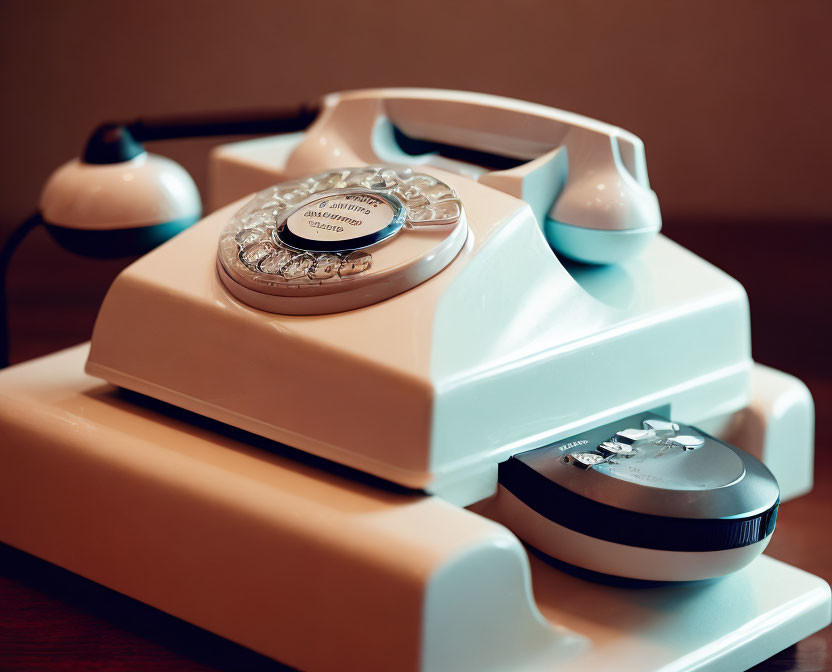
0;221;830;671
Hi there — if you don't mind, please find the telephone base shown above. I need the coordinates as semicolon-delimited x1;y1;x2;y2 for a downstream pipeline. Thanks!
0;345;828;672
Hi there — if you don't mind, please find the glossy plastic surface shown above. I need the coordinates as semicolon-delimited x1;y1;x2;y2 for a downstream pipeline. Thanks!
0;346;578;672
1;346;829;672
86;165;751;501
39;153;201;230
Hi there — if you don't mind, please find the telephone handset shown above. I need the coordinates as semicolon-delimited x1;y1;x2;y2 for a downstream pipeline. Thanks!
284;89;662;265
218;89;662;314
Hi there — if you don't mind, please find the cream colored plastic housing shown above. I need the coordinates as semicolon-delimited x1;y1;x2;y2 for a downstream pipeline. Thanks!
87;160;751;503
1;347;829;672
86;89;747;502
40;153;201;230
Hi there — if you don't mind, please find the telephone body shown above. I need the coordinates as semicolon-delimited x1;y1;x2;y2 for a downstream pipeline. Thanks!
89;89;753;504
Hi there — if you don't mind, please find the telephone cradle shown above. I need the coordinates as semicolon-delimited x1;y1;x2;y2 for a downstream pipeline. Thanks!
0;89;828;671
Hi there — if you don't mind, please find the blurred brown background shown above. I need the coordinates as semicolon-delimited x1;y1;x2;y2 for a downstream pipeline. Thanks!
1;0;831;367
2;0;831;223
1;1;832;670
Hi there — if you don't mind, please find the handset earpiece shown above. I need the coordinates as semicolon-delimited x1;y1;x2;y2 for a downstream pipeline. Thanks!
38;124;202;258
543;130;661;266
